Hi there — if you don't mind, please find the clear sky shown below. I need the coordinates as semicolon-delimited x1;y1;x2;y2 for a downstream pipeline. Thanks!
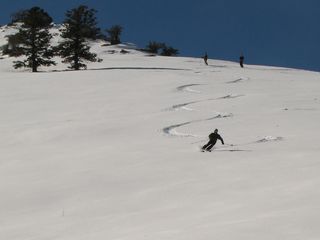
1;0;320;71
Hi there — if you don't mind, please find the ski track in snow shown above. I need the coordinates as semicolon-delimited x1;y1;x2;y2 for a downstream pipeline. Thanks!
164;93;244;112
283;107;317;111
164;77;245;138
255;136;284;143
215;149;251;152
209;149;252;152
162;122;197;138
169;78;283;148
165;75;280;147
162;113;233;137
200;136;284;153
205;113;233;120
226;77;250;84
176;84;202;93
217;94;245;99
199;143;252;152
163;98;217;112
165;102;197;111
225;136;284;148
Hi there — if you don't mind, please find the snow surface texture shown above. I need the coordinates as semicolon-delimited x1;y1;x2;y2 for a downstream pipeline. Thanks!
1;25;320;240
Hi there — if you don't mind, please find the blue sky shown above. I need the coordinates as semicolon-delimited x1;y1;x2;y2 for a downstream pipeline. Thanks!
1;0;320;71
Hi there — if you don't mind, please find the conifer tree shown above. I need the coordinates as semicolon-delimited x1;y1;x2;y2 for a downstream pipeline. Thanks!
10;7;55;72
2;34;24;57
146;41;165;54
160;45;179;56
10;9;28;24
58;5;102;70
106;25;123;45
145;41;179;56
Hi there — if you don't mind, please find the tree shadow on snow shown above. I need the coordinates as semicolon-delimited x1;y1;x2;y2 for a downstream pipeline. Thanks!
49;67;191;73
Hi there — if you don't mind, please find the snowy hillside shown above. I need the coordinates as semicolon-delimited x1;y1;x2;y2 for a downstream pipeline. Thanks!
1;24;320;240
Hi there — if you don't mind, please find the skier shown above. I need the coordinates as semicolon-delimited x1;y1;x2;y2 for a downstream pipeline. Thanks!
203;52;208;65
239;54;244;68
202;129;224;151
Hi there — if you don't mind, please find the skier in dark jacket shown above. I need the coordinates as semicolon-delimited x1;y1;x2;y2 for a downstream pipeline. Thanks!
202;129;224;151
239;54;244;68
203;52;208;65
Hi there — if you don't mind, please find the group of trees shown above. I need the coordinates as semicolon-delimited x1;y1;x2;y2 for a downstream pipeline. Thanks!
3;5;106;72
146;41;179;56
1;5;179;72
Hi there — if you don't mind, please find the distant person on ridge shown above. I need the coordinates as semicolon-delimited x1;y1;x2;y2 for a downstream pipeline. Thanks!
239;54;244;68
202;129;224;151
203;52;208;65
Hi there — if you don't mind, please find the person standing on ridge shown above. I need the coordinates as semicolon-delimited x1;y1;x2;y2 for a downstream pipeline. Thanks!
202;129;224;151
239;54;244;68
203;52;208;65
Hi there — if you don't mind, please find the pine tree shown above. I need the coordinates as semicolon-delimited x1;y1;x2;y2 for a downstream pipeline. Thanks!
57;5;102;70
145;41;179;56
146;41;165;54
161;45;179;56
106;25;123;45
2;34;24;57
11;7;55;72
10;9;28;24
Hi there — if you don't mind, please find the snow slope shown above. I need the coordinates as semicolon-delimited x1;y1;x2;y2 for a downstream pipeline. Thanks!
1;25;320;240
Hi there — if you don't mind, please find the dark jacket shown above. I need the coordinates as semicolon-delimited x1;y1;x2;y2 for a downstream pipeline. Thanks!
209;132;224;145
